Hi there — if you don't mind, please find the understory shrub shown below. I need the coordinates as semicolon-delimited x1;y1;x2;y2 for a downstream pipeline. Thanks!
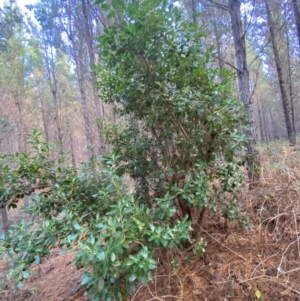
0;130;191;300
0;0;250;300
96;0;249;230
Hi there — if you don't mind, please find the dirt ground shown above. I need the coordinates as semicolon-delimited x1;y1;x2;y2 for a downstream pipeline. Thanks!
1;142;300;301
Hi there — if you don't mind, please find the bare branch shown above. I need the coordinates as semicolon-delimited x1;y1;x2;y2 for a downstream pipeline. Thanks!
205;0;229;11
211;54;239;72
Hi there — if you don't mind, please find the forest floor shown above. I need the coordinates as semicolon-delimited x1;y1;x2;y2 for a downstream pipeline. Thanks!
1;140;300;301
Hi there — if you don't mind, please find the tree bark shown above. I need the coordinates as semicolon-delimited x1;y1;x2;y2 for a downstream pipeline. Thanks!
70;130;76;167
82;0;104;151
262;108;270;142
228;0;260;185
258;106;264;142
9;84;27;152
292;0;300;55
77;63;94;160
14;96;27;153
265;0;296;146
65;0;94;160
212;17;224;69
269;109;278;140
285;10;296;136
0;206;9;234
44;45;64;154
40;94;50;143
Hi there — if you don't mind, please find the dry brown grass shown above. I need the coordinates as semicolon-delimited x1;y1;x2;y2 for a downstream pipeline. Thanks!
2;140;300;300
0;249;88;301
125;142;300;301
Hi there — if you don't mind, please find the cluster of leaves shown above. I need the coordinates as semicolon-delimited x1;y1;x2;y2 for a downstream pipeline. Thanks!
0;130;191;300
96;0;249;227
1;0;251;300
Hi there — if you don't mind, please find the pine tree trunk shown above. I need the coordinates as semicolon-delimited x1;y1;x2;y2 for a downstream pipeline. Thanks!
70;130;76;167
269;109;278;140
263;109;270;142
228;0;260;185
265;0;296;146
285;5;296;136
44;46;64;154
258;107;264;142
212;18;224;69
40;94;50;143
65;2;94;161
292;0;300;54
77;64;94;160
82;0;104;151
14;97;27;153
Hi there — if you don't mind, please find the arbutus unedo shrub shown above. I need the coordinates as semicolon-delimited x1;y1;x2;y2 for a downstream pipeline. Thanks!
1;0;250;299
96;0;249;236
1;130;191;300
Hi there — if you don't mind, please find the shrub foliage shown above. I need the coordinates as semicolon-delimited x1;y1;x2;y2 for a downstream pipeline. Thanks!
1;130;191;300
0;0;249;300
96;0;248;228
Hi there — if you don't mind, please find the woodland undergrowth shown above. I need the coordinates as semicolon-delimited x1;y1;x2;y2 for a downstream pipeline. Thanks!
1;141;300;301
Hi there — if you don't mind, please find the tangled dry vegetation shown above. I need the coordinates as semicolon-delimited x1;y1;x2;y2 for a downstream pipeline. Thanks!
1;140;300;301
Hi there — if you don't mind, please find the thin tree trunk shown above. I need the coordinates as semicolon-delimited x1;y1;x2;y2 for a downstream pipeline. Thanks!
65;1;94;160
265;0;296;146
212;17;224;69
44;46;64;154
292;0;300;54
70;130;76;167
16;99;27;152
50;47;64;154
258;106;264;142
77;64;94;160
10;90;27;152
286;35;296;137
228;0;260;185
40;94;50;143
82;0;104;151
285;5;296;136
51;86;64;153
262;108;270;142
0;206;9;234
269;109;278;140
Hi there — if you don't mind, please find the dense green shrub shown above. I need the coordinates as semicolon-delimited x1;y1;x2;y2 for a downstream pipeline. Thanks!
0;130;191;300
96;0;249;228
0;0;250;300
